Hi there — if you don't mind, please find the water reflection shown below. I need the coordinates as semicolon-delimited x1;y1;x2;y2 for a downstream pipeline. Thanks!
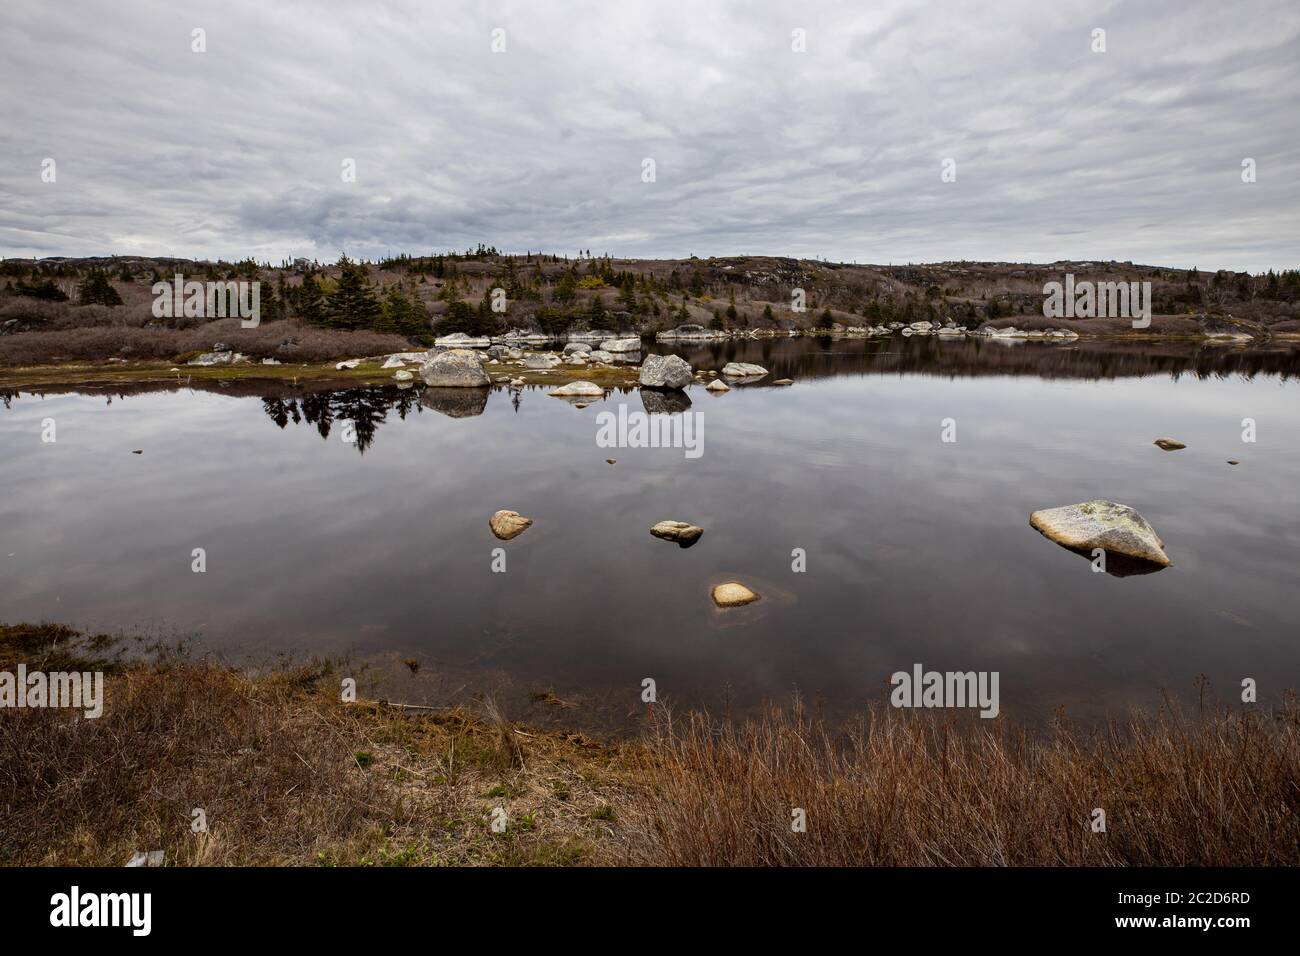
2;336;1299;728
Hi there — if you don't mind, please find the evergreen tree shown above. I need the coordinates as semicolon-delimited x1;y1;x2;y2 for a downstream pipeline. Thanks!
325;256;381;329
762;303;775;324
76;270;123;306
297;273;326;324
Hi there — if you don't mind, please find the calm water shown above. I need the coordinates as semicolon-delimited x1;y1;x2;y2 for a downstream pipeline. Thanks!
4;337;1299;727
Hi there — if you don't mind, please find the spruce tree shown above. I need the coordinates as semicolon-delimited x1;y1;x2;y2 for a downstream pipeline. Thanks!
326;257;381;329
76;269;123;306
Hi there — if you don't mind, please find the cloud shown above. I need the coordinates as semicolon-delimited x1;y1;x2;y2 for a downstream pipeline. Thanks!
1;0;1297;270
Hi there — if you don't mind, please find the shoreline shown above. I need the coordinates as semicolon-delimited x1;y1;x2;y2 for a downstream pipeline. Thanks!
2;622;1297;867
4;328;1298;390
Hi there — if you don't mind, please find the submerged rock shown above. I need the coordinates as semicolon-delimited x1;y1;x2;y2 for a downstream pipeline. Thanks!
1153;438;1186;451
639;354;694;389
489;510;533;540
650;520;704;547
420;349;490;387
393;369;413;381
711;582;760;607
1029;500;1171;568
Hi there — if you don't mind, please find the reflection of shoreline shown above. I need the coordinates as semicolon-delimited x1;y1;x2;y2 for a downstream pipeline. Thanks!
645;336;1300;384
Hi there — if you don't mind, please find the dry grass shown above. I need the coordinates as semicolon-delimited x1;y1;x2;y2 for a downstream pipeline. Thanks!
622;698;1300;866
0;319;411;366
3;624;1296;866
0;625;634;866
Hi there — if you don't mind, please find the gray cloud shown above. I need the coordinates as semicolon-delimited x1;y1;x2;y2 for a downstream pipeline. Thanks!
1;0;1297;270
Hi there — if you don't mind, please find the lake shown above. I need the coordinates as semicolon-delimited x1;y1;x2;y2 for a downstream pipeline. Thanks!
4;336;1299;729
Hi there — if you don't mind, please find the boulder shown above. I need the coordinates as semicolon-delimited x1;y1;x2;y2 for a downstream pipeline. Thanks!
601;337;641;353
524;353;562;370
1153;438;1186;451
721;362;768;378
1029;500;1171;568
419;349;491;387
638;354;694;389
706;379;731;392
588;350;614;363
650;520;704;547
711;582;760;607
393;369;413;382
188;351;235;366
381;355;407;369
562;342;593;356
549;381;605;397
489;510;533;541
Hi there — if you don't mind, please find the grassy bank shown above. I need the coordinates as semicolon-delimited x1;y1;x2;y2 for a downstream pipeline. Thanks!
2;623;1296;866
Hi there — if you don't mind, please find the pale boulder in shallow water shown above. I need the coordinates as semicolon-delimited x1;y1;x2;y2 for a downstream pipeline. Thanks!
721;362;768;378
1029;500;1171;567
549;381;604;397
650;520;704;546
711;582;760;607
489;510;533;540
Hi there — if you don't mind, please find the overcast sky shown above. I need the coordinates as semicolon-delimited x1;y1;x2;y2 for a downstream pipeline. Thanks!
1;0;1297;271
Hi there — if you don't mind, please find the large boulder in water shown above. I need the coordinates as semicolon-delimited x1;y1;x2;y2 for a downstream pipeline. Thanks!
721;362;768;379
639;354;693;389
420;349;490;387
1029;500;1171;568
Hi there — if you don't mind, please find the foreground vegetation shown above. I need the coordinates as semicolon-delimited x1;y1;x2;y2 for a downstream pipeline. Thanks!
2;623;1296;866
